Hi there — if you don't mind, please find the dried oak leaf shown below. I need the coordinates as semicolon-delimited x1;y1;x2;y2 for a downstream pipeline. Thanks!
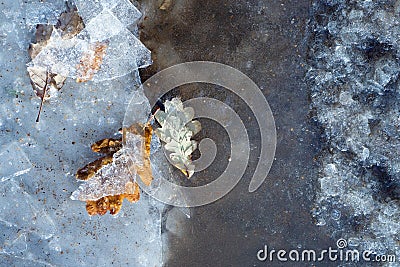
76;42;108;83
73;123;153;216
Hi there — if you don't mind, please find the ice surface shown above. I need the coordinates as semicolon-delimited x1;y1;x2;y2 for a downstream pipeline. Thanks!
25;1;66;26
308;0;400;262
0;179;57;239
0;142;32;182
74;0;142;26
1;0;162;266
4;234;27;255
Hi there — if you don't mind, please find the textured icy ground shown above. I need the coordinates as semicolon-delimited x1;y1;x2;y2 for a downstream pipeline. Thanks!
0;0;162;266
308;0;400;263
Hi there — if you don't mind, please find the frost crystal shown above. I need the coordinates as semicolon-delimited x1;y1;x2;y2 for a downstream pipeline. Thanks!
309;0;400;261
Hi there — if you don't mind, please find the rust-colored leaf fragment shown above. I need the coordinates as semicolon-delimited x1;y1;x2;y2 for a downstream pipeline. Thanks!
122;122;154;186
136;124;153;186
76;42;108;83
86;195;123;216
91;138;122;154
123;181;141;203
76;155;114;180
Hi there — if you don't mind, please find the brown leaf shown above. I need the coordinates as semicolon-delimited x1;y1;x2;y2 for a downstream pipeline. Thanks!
85;195;123;216
28;25;53;59
136;124;153;186
76;155;114;181
76;42;108;83
122;123;154;186
122;181;141;203
27;68;67;122
91;138;122;154
55;3;85;39
85;182;140;216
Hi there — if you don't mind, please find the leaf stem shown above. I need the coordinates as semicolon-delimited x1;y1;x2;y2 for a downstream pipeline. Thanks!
36;71;49;122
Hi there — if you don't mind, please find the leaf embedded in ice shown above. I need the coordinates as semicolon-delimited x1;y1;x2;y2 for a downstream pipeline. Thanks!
75;154;114;181
27;67;66;122
90;138;122;154
27;3;85;121
28;0;152;83
71;123;154;216
27;25;66;122
123;123;154;186
154;98;201;178
28;24;54;59
55;3;85;39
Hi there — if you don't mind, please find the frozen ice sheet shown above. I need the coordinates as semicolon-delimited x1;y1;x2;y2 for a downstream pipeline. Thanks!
0;0;162;266
0;179;57;239
74;0;142;26
0;142;32;182
25;1;66;26
1;0;163;265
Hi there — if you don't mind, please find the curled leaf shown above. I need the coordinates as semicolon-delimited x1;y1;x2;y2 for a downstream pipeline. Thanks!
55;2;85;39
